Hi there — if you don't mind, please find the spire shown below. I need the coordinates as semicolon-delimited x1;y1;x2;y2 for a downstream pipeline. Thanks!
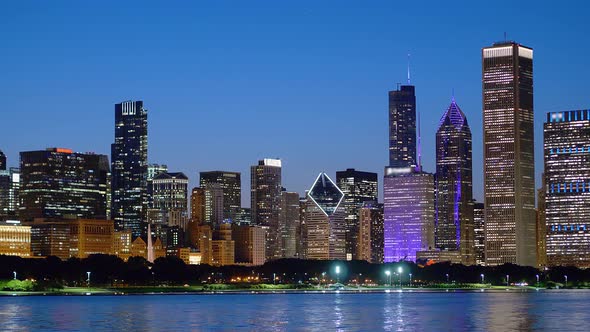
407;53;411;85
147;223;154;263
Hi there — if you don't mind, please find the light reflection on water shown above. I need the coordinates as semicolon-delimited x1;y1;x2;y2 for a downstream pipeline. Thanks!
0;291;589;331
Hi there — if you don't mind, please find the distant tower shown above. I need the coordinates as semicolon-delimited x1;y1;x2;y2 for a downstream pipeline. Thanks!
482;41;535;266
388;84;417;168
434;98;475;265
0;150;6;171
251;159;282;261
147;223;154;263
200;171;241;222
111;101;148;237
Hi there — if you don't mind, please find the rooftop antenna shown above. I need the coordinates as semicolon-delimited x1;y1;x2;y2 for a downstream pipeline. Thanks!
407;53;411;85
452;88;455;102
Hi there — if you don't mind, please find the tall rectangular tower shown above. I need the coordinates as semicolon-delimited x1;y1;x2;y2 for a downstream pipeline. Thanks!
389;85;417;168
544;110;590;268
482;42;536;266
200;171;241;222
111;101;148;237
250;159;282;261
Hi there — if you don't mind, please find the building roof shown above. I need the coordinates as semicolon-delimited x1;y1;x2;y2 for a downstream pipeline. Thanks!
153;172;188;180
307;173;344;216
438;98;468;131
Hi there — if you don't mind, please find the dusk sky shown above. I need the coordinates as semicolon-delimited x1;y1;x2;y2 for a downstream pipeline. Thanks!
1;1;589;206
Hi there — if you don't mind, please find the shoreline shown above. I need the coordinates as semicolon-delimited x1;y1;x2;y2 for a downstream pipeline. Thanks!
2;286;586;297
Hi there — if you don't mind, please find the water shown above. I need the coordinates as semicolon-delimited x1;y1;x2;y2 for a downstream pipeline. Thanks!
1;291;589;331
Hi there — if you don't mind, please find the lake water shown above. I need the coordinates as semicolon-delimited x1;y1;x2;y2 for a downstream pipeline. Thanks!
1;291;588;331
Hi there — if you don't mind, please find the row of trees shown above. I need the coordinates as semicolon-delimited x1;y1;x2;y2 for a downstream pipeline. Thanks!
1;255;588;288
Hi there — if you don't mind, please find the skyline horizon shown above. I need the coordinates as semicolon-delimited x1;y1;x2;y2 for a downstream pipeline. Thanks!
2;2;589;208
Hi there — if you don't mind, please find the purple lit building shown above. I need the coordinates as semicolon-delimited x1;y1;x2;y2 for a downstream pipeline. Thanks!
384;168;434;262
434;98;475;265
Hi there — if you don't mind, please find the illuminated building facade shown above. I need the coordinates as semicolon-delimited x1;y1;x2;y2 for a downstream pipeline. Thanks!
435;99;475;265
111;100;148;237
384;169;435;262
473;202;485;265
250;159;282;260
305;173;346;260
1;167;20;220
0;221;31;257
389;85;416;168
544;110;590;268
19;148;109;221
336;168;378;260
358;202;384;264
147;164;168;208
483;42;536;266
279;190;299;258
149;172;189;229
536;177;547;268
200;171;241;222
190;187;205;224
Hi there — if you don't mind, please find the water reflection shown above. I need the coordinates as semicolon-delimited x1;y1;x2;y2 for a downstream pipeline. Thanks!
1;291;590;331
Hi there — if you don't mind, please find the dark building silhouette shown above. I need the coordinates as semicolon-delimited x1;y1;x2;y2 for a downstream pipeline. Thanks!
389;85;416;168
19;148;109;221
111;101;148;237
200;171;241;222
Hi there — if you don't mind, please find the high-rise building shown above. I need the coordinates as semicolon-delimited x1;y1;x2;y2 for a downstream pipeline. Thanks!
358;202;384;264
232;224;266;266
473;202;485;266
251;159;282;261
190;187;206;224
305;173;346;260
19;148;109;221
297;196;308;259
149;172;189;229
200;171;241;222
336;169;378;260
279;190;299;258
536;177;547;268
482;41;535;266
434;99;475;265
111;100;148;237
147;164;168;208
544;110;590;268
0;150;5;170
389;85;417;168
384;169;435;262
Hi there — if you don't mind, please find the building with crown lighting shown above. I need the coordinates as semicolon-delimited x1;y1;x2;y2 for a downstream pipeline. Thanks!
304;173;346;260
434;99;475;265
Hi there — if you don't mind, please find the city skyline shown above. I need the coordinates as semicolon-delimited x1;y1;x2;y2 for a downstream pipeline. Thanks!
1;2;589;207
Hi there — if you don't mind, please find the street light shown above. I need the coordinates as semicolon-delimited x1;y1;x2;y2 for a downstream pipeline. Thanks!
385;270;391;287
506;274;510;287
335;266;341;284
409;273;412;287
480;274;484;284
13;271;17;280
536;274;539;287
565;275;568;287
87;271;91;288
398;267;403;288
446;273;449;283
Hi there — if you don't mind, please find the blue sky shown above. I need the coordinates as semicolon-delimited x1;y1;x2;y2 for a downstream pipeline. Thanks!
1;1;589;206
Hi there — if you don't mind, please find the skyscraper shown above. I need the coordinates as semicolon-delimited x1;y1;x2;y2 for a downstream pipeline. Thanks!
336;168;378;260
434;98;475;265
389;85;416;168
19;148;109;221
279;190;299;258
473;202;485;266
305;173;346;260
383;74;434;263
0;150;5;170
384;169;435;262
251;159;282;260
200;171;241;222
149;172;189;229
482;41;536;266
544;110;590;268
111;100;148;237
